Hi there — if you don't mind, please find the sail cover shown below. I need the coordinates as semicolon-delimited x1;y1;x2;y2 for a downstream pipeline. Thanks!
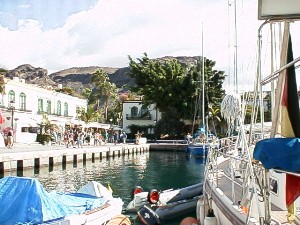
253;137;300;171
0;176;108;225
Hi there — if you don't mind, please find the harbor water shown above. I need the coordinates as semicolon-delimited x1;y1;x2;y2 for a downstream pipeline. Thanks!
21;150;206;225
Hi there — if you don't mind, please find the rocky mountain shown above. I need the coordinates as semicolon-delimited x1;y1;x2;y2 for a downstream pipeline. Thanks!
3;56;200;93
5;64;56;86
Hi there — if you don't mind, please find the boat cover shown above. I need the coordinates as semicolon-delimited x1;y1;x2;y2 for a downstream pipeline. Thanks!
0;176;108;225
253;138;300;171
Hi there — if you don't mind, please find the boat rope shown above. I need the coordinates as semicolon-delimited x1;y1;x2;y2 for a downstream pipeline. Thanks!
221;92;241;135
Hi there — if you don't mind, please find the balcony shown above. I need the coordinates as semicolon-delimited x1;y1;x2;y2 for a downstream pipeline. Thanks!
126;113;152;120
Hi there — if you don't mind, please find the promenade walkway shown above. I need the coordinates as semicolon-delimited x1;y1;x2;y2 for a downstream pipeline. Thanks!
0;142;128;154
0;142;150;172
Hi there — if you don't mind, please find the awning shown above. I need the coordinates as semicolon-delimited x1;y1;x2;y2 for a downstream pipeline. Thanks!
85;122;110;129
0;110;5;124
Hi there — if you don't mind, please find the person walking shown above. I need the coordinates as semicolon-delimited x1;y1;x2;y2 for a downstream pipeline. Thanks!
122;132;127;144
113;132;118;145
7;128;13;149
77;131;84;148
63;130;69;147
67;131;74;148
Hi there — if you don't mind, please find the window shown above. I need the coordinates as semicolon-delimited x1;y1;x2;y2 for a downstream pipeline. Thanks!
64;102;68;116
46;100;51;114
8;90;15;105
131;106;138;117
140;105;149;117
38;99;43;114
57;101;61;116
270;177;278;195
19;93;26;110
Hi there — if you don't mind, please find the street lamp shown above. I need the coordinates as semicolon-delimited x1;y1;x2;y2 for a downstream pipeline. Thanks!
9;100;15;130
153;119;157;141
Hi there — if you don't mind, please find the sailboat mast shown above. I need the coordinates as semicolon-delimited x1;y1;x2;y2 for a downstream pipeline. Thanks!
202;22;205;128
233;0;238;93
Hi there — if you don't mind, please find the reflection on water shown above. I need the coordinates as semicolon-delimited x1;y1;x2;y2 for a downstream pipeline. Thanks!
13;151;205;225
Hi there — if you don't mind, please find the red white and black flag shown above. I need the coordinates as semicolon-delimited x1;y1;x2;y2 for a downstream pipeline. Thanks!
280;31;300;218
280;33;300;139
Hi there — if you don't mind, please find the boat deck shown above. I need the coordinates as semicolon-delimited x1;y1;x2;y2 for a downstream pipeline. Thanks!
207;156;300;225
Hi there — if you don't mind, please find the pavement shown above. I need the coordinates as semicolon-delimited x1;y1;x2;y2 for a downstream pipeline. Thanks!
0;139;186;154
0;142;132;154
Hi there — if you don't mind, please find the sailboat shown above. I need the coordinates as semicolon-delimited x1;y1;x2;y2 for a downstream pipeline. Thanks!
196;1;300;224
186;24;220;158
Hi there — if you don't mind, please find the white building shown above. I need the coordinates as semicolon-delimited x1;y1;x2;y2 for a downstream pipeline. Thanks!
0;77;87;143
122;100;161;134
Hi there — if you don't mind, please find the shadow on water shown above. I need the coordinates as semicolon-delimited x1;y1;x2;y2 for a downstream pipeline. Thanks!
9;151;206;225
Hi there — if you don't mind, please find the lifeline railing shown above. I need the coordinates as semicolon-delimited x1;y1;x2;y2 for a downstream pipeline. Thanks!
204;126;266;224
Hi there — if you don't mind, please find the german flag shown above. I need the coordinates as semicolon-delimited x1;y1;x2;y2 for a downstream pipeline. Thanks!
280;32;300;221
280;34;300;139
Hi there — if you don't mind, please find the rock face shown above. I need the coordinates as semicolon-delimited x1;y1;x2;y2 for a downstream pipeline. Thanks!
4;56;200;93
6;64;57;86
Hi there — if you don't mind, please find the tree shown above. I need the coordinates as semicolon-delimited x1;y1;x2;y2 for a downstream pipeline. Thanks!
79;105;101;123
207;104;222;135
91;69;119;122
128;54;193;116
56;86;83;98
0;69;7;103
81;88;93;100
127;54;226;137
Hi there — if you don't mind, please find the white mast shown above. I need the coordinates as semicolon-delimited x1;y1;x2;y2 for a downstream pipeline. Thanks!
233;0;238;93
202;22;205;128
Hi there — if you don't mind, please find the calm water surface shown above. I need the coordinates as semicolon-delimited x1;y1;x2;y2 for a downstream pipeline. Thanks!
20;151;206;225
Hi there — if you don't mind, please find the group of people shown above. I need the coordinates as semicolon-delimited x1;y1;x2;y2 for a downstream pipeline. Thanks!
0;126;128;149
54;128;127;148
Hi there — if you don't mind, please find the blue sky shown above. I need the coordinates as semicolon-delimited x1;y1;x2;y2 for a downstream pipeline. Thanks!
0;0;98;31
2;0;299;92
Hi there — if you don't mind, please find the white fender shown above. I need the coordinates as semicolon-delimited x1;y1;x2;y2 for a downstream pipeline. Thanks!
196;195;207;225
204;208;218;225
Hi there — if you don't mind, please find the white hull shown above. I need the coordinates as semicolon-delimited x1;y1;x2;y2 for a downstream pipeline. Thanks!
200;144;300;225
47;198;124;225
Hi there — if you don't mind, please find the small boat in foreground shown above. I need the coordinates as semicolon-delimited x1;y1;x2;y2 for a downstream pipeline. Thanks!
127;183;203;220
0;176;126;225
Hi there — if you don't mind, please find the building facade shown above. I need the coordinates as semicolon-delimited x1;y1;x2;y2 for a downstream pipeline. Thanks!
0;77;87;143
122;100;161;135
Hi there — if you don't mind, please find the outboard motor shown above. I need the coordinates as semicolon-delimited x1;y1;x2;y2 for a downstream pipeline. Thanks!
137;205;161;225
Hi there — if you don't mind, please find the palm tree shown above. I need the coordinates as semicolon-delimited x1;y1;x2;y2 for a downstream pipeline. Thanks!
91;69;118;121
79;105;101;123
0;74;5;95
0;70;7;105
208;104;221;135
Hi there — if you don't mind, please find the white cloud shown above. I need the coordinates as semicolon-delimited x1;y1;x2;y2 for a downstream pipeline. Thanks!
3;0;299;92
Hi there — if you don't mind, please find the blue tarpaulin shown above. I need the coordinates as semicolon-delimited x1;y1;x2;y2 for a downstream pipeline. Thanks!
0;176;108;225
253;138;300;172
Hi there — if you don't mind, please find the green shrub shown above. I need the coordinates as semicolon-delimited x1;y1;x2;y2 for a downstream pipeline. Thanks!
37;134;52;145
